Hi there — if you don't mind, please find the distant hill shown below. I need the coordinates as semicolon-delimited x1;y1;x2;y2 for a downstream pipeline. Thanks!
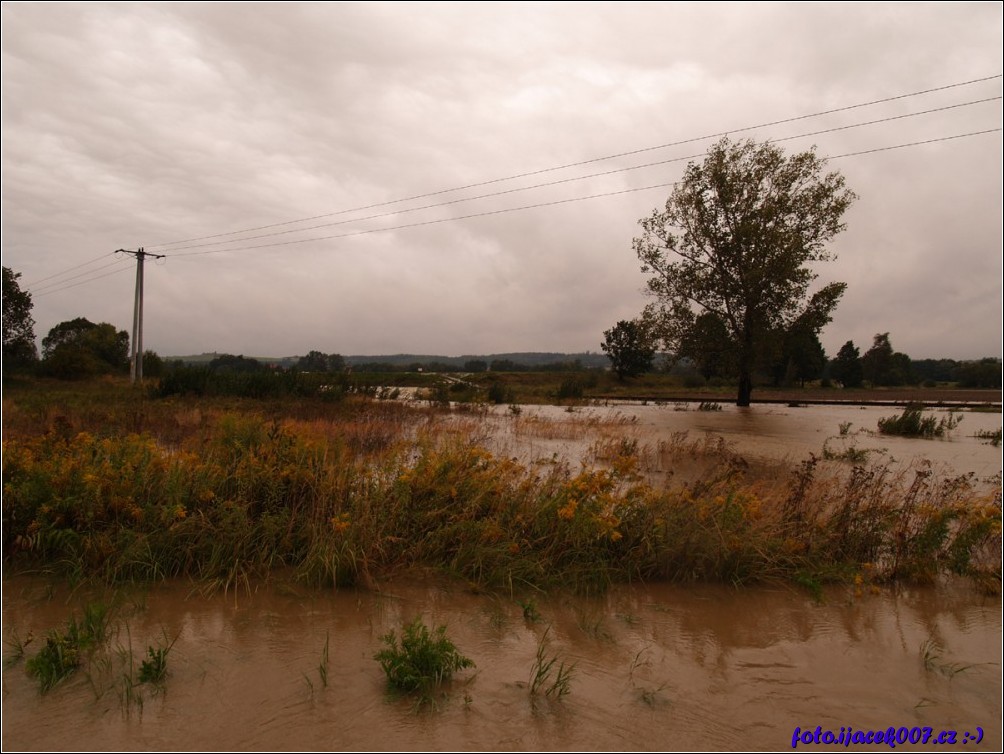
164;352;611;370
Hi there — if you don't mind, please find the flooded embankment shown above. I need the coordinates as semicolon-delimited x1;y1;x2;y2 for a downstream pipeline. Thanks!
2;577;1000;751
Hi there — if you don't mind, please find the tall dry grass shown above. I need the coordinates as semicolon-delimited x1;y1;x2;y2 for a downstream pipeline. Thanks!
3;385;1000;594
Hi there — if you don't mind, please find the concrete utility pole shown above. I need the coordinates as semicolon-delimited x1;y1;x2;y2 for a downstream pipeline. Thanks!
116;248;165;383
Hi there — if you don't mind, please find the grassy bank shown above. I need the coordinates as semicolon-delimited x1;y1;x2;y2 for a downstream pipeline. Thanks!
2;379;1000;594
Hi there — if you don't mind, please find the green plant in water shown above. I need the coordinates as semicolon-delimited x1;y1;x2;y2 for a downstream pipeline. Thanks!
138;645;170;684
920;638;978;679
317;631;330;688
878;406;962;438
528;627;574;699
26;633;81;693
374;617;475;694
3;629;33;669
25;602;110;693
697;401;723;412
519;598;541;623
821;437;878;464
974;428;1002;447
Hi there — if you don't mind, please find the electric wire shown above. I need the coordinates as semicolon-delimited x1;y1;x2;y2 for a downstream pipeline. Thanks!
160;96;1001;254
166;127;1001;259
31;263;135;298
145;74;1002;250
22;252;116;288
28;256;133;295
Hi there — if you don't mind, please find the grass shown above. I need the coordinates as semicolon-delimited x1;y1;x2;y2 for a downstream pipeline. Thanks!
24;602;110;693
528;627;574;699
317;631;330;688
374;617;475;695
2;380;1001;595
878;406;963;438
920;638;979;679
974;428;1002;447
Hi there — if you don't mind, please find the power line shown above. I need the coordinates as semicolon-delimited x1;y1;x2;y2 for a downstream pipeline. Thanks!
23;252;117;288
828;128;1002;160
145;74;1002;250
167;127;1001;259
31;262;135;298
164;99;1001;255
29;256;133;295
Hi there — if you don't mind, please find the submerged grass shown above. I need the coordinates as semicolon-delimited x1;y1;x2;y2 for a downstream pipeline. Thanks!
24;602;110;693
3;383;1001;594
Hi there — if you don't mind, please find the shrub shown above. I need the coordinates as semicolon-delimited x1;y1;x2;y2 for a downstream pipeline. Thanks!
487;381;515;405
877;406;962;438
374;617;474;693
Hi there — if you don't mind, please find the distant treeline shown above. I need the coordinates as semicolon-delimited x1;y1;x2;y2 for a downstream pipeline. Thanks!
909;358;1002;388
160;350;1002;389
168;351;613;373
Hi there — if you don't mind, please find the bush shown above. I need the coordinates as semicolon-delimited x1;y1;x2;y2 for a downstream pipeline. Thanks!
374;617;474;693
556;378;584;400
487;381;515;405
877;406;962;438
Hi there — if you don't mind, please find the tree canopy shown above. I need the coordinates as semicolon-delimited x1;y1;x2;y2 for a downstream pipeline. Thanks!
830;340;864;388
40;318;129;379
633;137;856;405
601;319;656;380
2;266;37;369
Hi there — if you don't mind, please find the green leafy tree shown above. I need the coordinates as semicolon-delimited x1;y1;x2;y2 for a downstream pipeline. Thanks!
778;326;827;387
634;137;856;406
601;319;656;380
297;350;329;372
830;340;864;388
208;354;263;373
955;357;1002;388
861;333;913;386
40;318;129;379
2;266;38;369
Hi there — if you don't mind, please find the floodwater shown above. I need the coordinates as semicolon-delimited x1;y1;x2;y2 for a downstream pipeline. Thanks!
498;402;1003;481
2;577;1000;751
2;402;1001;751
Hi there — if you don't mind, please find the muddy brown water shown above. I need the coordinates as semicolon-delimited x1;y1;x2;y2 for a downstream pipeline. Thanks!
514;402;1003;480
2;403;1001;751
2;577;1000;751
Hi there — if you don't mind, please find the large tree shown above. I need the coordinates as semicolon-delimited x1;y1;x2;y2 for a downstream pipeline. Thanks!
41;317;129;378
601;319;656;380
861;332;913;386
2;266;37;369
634;137;856;405
830;340;864;388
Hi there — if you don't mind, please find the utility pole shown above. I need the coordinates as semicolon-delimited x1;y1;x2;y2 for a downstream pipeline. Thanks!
116;248;165;383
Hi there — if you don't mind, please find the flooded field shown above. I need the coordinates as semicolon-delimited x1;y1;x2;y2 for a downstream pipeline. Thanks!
2;577;1000;751
490;401;1003;480
2;400;1000;750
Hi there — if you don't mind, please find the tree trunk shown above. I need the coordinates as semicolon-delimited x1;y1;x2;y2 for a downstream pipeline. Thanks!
737;372;753;407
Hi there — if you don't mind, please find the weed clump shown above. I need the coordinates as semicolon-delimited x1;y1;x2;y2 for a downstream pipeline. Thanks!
974;428;1002;447
374;617;474;694
25;603;109;693
878;405;962;438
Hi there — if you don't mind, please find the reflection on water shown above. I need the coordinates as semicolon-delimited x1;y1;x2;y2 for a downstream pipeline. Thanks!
3;577;1000;751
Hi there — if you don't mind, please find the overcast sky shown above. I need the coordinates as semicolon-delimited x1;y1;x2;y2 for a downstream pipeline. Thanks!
2;2;1001;361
